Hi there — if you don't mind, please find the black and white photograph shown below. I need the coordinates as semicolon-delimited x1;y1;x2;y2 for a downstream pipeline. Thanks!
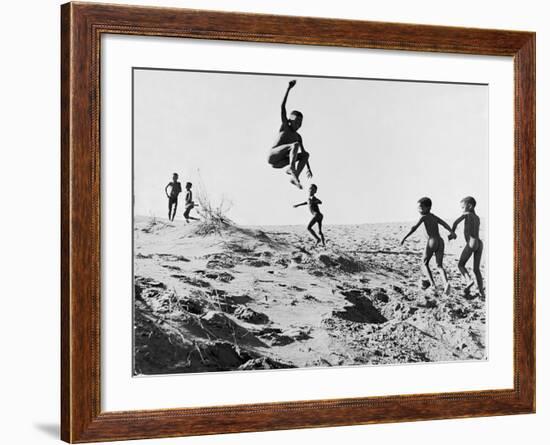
133;68;488;376
4;0;545;443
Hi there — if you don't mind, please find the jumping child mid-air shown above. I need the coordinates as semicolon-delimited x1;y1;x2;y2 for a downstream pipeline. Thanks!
401;197;454;295
293;184;325;246
267;80;313;189
183;182;198;223
448;196;485;298
164;173;182;221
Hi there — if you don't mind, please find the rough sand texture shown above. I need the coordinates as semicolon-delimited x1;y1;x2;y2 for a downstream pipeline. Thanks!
134;216;486;375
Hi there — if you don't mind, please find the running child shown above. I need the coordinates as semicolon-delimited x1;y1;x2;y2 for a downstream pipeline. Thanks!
267;80;313;189
293;184;325;246
183;182;198;223
448;196;485;297
401;197;454;295
164;173;182;221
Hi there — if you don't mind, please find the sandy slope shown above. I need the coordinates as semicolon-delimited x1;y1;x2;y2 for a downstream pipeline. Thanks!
133;216;486;375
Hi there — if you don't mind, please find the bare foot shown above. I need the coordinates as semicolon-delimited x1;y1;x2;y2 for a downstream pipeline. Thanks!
290;177;302;189
286;167;302;188
464;280;474;293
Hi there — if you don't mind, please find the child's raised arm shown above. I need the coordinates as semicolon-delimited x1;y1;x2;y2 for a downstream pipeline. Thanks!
401;217;424;245
293;201;307;208
281;80;296;124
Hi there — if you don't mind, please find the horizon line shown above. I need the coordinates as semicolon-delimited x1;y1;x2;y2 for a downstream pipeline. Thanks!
134;214;485;227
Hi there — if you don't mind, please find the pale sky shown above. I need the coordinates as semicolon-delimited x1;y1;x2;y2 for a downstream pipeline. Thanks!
133;68;488;225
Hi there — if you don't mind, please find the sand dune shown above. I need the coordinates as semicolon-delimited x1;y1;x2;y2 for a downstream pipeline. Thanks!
133;216;486;375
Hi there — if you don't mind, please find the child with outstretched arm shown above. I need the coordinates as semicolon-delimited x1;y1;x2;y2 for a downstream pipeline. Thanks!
448;196;485;297
401;197;454;295
164;173;182;221
293;184;325;246
267;80;313;189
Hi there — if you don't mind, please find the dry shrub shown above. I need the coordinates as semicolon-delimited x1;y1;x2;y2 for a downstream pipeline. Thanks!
142;216;174;234
194;177;233;236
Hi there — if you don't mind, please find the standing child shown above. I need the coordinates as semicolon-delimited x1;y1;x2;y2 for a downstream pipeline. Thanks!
267;80;313;189
449;196;485;298
401;197;454;295
183;182;198;223
293;184;325;246
164;173;182;221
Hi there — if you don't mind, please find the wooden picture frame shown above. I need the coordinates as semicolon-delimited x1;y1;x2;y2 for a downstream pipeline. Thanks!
61;2;535;442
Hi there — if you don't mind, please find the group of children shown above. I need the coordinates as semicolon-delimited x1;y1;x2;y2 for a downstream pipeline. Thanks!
164;173;197;223
401;196;485;297
161;80;484;297
267;79;484;297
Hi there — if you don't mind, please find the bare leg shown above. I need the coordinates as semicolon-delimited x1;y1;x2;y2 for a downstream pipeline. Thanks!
285;143;299;173
183;206;190;223
458;245;474;292
422;244;436;289
435;239;450;295
440;268;451;295
184;205;199;223
317;217;325;247
268;144;293;169
168;200;174;221
473;241;484;297
294;151;310;178
172;202;178;221
307;216;321;244
285;143;302;189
